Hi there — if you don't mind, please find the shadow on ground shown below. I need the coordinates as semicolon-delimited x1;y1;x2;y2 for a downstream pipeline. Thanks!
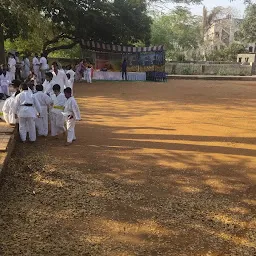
0;80;256;256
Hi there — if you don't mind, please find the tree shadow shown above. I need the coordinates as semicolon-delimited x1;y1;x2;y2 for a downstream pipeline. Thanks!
0;81;256;255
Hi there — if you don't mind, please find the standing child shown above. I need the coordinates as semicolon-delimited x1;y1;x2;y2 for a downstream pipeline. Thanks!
33;54;40;83
8;53;16;81
0;64;12;96
42;72;55;96
66;73;73;90
34;84;53;136
2;80;21;125
86;64;92;83
50;84;67;138
14;83;41;143
63;87;81;146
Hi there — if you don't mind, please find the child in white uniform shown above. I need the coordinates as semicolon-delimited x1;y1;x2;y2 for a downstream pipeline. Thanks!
14;83;41;142
63;87;81;146
2;80;21;125
43;72;55;96
86;64;92;83
66;73;73;90
34;84;53;136
0;64;12;96
8;54;16;81
50;84;67;138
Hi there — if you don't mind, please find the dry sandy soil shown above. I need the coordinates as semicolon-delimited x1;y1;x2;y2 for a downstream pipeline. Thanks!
0;80;256;256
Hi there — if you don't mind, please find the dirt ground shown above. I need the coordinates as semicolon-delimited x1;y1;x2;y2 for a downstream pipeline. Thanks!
0;80;256;256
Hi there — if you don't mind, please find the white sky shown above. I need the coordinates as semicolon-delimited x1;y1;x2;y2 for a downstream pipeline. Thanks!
166;0;247;17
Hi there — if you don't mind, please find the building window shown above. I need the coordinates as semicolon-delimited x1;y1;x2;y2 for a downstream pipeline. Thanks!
249;46;253;53
245;57;249;62
238;58;242;63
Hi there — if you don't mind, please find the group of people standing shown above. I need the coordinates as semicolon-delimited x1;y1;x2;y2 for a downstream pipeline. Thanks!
75;60;93;83
6;52;48;84
0;53;81;146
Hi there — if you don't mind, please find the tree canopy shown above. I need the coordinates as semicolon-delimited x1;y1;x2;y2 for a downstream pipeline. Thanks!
238;4;256;43
0;0;152;62
151;7;201;60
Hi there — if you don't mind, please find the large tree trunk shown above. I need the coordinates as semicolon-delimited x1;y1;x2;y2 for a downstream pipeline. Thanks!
0;25;5;64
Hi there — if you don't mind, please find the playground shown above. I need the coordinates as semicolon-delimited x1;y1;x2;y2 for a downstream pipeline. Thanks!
0;79;256;255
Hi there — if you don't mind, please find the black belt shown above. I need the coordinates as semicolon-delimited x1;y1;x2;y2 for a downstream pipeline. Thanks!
21;104;33;107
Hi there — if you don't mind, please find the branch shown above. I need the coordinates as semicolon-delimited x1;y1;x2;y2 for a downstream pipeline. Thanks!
43;41;78;56
43;33;76;50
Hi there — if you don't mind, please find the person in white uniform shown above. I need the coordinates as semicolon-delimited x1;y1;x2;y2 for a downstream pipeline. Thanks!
86;64;92;83
23;56;30;79
0;64;12;96
66;65;75;84
2;80;21;125
8;54;16;81
39;53;48;83
42;72;55;96
34;84;53;137
63;87;81;146
51;62;68;92
66;73;73;90
50;84;67;138
33;54;40;83
14;83;41;142
15;52;22;80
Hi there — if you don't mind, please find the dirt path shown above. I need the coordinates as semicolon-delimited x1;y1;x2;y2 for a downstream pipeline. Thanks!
0;80;256;256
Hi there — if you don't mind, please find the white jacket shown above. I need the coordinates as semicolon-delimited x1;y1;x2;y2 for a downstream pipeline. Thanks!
14;90;41;118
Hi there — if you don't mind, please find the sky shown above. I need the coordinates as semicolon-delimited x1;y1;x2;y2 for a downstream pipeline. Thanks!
167;0;247;17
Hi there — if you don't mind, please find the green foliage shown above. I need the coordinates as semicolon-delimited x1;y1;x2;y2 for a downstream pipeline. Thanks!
49;44;82;59
1;0;152;57
206;43;246;61
151;7;202;61
239;4;256;43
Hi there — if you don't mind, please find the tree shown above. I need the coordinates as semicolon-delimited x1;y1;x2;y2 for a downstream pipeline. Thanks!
238;4;256;43
206;42;246;61
151;7;201;60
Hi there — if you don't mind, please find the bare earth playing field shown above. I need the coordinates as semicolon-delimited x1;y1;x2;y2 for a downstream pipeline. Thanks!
0;80;256;256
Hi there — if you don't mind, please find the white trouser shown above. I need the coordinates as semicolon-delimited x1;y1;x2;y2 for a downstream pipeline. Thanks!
19;117;36;142
66;118;76;143
50;112;65;136
35;107;48;136
87;72;92;83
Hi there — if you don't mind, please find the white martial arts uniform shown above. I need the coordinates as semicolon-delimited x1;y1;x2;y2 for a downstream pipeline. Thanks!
23;58;30;79
86;68;92;83
40;57;48;82
2;93;18;124
14;90;41;142
66;69;75;84
66;79;73;90
34;91;53;136
63;96;81;143
8;57;16;81
52;70;68;92
33;57;40;83
0;100;6;122
42;79;54;96
50;92;66;136
0;72;11;95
